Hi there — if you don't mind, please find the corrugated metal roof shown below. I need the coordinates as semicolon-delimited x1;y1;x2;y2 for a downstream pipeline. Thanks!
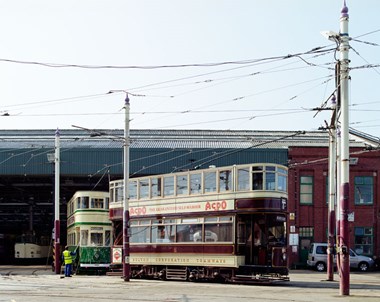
0;128;372;149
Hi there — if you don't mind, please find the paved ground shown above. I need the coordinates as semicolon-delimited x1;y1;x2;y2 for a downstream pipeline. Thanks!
0;266;380;301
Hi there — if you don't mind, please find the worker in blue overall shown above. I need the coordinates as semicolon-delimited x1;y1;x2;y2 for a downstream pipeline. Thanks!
62;246;76;277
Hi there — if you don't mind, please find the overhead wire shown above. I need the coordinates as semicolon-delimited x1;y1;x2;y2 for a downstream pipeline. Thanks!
0;46;335;125
0;46;335;71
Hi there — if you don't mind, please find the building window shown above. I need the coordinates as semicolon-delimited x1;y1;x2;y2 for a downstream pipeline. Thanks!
300;176;313;205
354;227;373;256
354;176;373;205
299;227;314;238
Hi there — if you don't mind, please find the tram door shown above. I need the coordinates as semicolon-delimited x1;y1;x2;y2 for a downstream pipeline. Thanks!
237;214;267;266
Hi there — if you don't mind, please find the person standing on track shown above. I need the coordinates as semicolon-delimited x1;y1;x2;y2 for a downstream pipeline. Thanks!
62;245;76;277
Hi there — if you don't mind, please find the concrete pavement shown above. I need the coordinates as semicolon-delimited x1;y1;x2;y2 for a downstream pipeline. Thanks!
0;266;379;301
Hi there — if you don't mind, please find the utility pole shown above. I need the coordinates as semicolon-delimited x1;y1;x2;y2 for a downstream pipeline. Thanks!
54;128;61;274
338;1;350;296
123;94;131;281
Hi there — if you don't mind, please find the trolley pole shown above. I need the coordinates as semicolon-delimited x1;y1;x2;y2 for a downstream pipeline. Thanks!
338;1;350;296
54;128;61;274
122;94;131;282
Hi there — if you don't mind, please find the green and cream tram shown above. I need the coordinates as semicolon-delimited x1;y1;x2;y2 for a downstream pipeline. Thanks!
109;163;289;283
67;191;112;274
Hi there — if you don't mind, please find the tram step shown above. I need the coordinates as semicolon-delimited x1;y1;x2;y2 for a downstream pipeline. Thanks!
166;267;188;281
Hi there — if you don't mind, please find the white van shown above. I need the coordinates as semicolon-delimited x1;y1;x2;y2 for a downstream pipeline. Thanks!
307;242;375;272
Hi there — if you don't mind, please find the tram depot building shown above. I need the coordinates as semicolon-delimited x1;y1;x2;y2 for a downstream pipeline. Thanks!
0;128;380;268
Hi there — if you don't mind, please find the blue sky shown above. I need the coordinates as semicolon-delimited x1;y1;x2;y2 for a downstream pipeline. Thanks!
0;0;379;137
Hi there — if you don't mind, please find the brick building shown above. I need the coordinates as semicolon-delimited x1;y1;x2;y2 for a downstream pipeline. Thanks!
287;142;380;268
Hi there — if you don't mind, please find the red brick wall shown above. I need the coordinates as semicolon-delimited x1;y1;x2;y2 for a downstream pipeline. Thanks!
287;146;380;268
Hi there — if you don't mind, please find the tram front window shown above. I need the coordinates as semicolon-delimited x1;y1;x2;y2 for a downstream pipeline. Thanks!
252;166;263;190
91;233;103;246
267;215;286;245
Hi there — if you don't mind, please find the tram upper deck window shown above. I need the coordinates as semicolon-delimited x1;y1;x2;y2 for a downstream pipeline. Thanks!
277;168;287;191
69;200;74;214
252;166;263;190
190;173;202;194
151;177;162;198
265;166;276;190
219;170;231;192
109;186;114;203
204;171;216;193
104;197;109;209
129;180;137;200
115;186;123;203
91;198;104;209
238;168;250;191
163;176;174;196
139;179;149;199
177;175;188;195
79;196;89;209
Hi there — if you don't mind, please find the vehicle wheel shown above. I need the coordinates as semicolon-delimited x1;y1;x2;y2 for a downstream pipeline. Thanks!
358;262;369;272
315;262;326;272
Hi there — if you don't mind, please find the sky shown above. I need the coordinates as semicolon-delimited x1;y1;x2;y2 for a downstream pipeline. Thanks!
0;0;380;138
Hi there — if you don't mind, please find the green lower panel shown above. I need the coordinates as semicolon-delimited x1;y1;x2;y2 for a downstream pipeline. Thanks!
77;246;111;265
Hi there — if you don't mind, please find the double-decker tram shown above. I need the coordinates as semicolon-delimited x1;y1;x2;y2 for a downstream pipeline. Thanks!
66;191;112;274
109;163;289;283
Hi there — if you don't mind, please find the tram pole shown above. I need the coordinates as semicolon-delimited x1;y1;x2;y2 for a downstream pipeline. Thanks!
338;1;350;296
123;94;131;281
54;128;61;274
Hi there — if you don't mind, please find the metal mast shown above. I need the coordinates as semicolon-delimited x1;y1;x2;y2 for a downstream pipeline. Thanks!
54;128;61;274
327;96;336;281
123;94;131;281
338;0;350;296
